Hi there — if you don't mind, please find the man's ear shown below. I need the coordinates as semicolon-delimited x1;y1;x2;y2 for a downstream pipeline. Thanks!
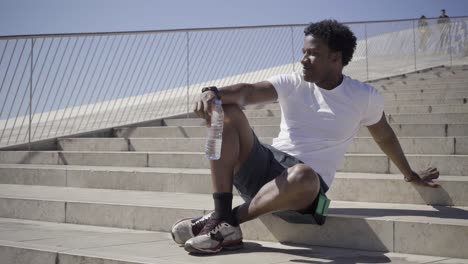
330;51;342;64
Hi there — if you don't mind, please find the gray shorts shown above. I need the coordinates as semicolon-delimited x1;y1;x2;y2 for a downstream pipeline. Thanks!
233;130;329;215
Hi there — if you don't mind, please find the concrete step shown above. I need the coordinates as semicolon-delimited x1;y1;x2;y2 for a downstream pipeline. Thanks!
0;184;466;258
380;87;468;95
58;136;468;155
375;81;468;91
1;151;467;175
163;114;468;126
382;91;468;101
114;123;468;138
0;164;465;207
1;218;461;264
386;113;468;124
242;105;468;118
386;104;468;114
247;98;468;111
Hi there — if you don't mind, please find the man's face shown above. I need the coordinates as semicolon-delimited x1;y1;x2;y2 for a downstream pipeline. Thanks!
301;35;339;83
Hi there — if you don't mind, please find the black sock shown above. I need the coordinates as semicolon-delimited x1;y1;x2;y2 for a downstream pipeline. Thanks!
212;192;235;224
231;206;240;226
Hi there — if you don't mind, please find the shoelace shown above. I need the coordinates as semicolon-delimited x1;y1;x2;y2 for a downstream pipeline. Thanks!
199;218;223;235
192;215;212;235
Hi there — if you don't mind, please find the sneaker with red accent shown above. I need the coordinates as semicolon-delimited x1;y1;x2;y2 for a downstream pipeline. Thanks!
171;212;213;244
184;218;243;254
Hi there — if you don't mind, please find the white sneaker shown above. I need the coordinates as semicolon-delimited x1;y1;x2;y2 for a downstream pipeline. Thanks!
184;218;243;254
171;212;213;244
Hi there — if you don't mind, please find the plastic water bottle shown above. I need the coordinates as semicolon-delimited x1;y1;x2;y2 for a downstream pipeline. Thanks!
205;99;224;160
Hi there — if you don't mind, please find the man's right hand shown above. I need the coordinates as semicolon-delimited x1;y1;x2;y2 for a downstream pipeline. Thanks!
193;90;218;126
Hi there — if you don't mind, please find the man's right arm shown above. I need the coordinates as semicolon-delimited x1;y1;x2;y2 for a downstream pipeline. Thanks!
193;81;278;123
218;81;278;106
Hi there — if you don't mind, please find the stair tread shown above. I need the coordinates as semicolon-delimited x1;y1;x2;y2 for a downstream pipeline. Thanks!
1;218;461;264
2;150;467;157
0;184;467;224
1;163;467;182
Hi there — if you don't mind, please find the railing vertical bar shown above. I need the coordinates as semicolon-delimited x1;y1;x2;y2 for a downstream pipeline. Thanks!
1;40;29;143
59;36;103;137
32;37;66;140
53;36;93;137
114;34;152;125
96;35;136;127
186;30;218;102
206;30;234;88
449;22;453;66
185;31;190;117
156;34;188;118
161;35;190;115
122;34;160;124
81;35;123;130
70;36;109;133
216;30;249;86
138;33;172;121
126;34;161;123
33;38;65;139
28;38;34;149
0;40;9;66
45;37;86;138
142;33;178;120
127;34;164;123
106;34;145;126
11;38;47;144
290;26;296;72
0;40;18;95
116;34;151;124
20;38;53;143
159;34;187;118
364;23;369;81
244;28;278;83
37;37;78;139
165;33;195;117
412;20;417;71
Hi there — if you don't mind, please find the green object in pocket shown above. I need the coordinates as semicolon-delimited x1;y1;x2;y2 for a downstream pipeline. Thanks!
315;193;331;217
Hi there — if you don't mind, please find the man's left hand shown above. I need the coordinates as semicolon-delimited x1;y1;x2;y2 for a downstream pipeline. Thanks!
404;167;440;188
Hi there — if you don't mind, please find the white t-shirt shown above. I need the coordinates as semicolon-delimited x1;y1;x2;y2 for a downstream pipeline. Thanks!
268;72;384;187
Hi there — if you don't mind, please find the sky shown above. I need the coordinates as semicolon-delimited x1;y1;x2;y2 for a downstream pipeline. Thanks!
1;0;468;36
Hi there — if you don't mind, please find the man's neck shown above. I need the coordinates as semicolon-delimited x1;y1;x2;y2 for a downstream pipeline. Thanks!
316;74;344;90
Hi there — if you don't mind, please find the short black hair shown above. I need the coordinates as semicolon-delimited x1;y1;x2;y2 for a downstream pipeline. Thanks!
304;20;357;66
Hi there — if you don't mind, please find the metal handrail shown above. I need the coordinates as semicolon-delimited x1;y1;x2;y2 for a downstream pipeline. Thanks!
2;16;468;39
1;16;467;148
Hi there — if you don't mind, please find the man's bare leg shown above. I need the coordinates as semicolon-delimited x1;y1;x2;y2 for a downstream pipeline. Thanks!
236;164;320;223
208;104;254;193
212;105;321;221
183;104;321;253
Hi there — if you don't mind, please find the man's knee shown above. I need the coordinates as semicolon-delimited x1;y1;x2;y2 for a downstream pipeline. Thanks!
222;104;245;124
287;164;320;194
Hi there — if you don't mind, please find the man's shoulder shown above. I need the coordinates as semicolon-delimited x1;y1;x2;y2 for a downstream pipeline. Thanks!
343;75;377;93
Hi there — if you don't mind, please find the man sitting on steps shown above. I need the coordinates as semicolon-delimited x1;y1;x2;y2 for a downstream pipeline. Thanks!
171;19;440;254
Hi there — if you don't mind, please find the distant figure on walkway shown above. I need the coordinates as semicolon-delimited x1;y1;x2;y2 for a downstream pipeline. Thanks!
438;9;451;50
418;15;431;51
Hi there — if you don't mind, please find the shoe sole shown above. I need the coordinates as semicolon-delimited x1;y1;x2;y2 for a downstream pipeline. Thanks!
184;240;244;254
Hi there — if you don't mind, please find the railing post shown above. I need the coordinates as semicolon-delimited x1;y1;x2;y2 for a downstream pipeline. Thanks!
449;21;453;66
28;38;34;150
364;23;369;81
412;20;417;71
186;31;190;117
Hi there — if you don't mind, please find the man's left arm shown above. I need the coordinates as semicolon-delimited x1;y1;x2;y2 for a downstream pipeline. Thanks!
367;112;440;188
